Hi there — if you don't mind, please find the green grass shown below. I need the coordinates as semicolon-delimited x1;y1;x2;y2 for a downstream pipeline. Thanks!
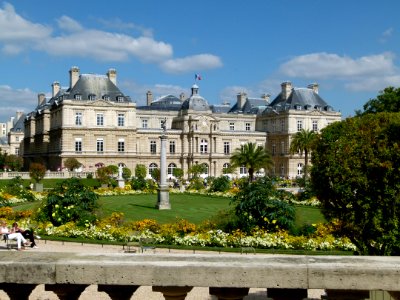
13;194;326;227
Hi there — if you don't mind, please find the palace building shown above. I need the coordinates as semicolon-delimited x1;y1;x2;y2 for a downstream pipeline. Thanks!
23;67;341;179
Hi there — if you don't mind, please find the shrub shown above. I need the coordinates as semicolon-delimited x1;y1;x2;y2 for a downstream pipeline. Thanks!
36;178;99;226
29;163;46;183
64;158;82;171
210;175;231;193
122;167;132;180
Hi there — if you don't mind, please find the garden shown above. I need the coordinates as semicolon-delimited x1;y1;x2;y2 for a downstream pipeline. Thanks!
0;175;356;254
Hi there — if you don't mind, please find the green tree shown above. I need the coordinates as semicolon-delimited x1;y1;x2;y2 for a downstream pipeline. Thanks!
64;158;82;171
122;167;132;180
29;163;46;183
4;155;23;171
150;168;160;182
135;164;147;179
36;178;99;226
172;168;184;182
210;175;231;193
356;86;400;115
289;129;318;180
311;112;400;255
188;164;207;179
230;142;273;182
96;166;113;186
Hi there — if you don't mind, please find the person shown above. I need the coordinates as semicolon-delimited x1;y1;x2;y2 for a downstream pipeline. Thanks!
11;222;38;249
0;220;29;250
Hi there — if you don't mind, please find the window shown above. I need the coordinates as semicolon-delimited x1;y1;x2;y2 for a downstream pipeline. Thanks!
229;122;235;131
97;138;104;153
245;123;251;131
280;119;285;131
297;163;303;175
142;119;148;128
75;138;82;153
312;120;318;132
200;139;208;154
223;142;230;155
223;163;230;173
297;120;303;132
15;148;19;155
15;136;19;142
280;163;285;176
118;114;125;127
202;163;209;175
103;95;110;101
169;141;176;153
116;96;123;102
88;94;96;101
281;141;285;155
272;144;276;156
150;140;156;154
75;112;82;126
149;163;158;175
271;120;276;132
239;166;247;175
296;105;302;110
74;94;82;100
97;113;104;126
118;139;125;152
168;163;177;176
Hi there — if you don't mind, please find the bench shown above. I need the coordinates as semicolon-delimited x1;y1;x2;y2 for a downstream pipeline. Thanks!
1;234;18;250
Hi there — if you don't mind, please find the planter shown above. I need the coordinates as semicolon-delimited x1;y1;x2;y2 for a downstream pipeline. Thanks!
34;183;43;192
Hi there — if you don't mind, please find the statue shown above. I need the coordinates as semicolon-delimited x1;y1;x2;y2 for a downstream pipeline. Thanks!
161;118;167;132
118;165;123;179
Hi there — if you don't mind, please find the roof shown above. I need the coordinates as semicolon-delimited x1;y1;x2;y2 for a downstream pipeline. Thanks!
229;98;269;114
137;94;182;111
9;113;25;133
65;74;130;102
181;85;211;112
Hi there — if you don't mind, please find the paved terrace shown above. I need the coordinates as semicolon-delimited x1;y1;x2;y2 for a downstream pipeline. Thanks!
0;241;399;300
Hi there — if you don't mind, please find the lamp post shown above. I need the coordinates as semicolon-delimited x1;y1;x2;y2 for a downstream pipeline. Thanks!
156;118;171;209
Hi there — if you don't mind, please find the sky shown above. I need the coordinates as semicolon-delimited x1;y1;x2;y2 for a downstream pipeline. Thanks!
1;0;400;122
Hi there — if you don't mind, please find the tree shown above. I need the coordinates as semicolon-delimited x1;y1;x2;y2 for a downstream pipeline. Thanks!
29;163;46;183
135;164;147;179
172;168;184;183
289;129;318;180
188;164;207;179
230;142;273;182
96;166;114;186
64;158;82;171
4;155;23;171
356;86;400;115
122;167;132;180
311;112;400;255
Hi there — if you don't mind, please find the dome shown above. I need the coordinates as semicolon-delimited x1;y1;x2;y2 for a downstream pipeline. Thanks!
181;84;210;111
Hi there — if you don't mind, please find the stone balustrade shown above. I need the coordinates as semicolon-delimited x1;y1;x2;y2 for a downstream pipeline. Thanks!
0;252;399;299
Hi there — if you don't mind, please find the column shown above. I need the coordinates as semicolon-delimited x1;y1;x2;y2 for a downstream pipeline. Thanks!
0;283;37;300
209;287;250;300
97;284;139;300
45;284;88;300
152;286;193;300
156;133;171;209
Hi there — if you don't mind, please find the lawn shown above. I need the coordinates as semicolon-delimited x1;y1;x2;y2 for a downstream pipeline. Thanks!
14;193;325;227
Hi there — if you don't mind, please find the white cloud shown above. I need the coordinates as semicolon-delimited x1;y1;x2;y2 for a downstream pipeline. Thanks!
279;52;396;79
57;15;83;32
345;75;400;92
0;2;51;54
160;54;223;74
96;17;154;37
0;85;37;121
380;27;394;43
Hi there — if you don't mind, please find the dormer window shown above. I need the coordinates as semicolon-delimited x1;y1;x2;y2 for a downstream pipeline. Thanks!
314;105;322;111
102;95;110;101
295;104;302;110
325;105;332;111
116;95;124;102
88;94;96;101
305;104;311;110
74;94;82;100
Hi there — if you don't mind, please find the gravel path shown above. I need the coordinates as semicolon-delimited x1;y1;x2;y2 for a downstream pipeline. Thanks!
0;240;324;299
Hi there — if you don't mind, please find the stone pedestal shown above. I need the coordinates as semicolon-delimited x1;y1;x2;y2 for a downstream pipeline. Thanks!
157;185;171;209
153;286;193;300
117;178;125;188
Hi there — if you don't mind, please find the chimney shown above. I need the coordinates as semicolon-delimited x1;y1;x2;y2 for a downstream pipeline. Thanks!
107;68;117;85
179;92;186;102
146;91;153;106
261;93;270;102
236;92;247;110
281;81;292;100
37;93;46;105
307;83;319;94
69;66;80;89
52;81;60;97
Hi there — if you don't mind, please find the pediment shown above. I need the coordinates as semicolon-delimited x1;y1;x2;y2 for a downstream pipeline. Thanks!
86;100;116;107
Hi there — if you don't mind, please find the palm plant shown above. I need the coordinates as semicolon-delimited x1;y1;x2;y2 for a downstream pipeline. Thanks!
230;142;273;182
289;129;317;179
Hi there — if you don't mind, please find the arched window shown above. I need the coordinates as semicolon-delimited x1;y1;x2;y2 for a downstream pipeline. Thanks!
149;163;158;175
202;163;209;175
223;163;230;173
239;166;247;176
200;139;208;154
168;163;177;176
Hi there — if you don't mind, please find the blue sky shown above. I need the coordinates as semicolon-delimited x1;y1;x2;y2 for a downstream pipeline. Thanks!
1;1;400;121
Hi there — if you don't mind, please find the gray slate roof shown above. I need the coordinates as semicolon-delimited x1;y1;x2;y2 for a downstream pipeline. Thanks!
268;88;334;112
10;113;25;132
137;95;182;111
181;85;211;111
229;98;269;114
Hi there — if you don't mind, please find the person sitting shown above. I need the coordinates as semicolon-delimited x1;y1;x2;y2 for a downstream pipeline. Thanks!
11;222;38;249
0;220;29;250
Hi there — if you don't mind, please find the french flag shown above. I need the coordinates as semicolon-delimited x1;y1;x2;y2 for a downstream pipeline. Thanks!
195;74;202;80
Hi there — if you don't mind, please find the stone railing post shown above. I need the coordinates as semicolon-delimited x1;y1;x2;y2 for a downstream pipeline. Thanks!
97;284;139;300
45;284;88;300
267;288;308;300
0;283;37;300
209;287;250;300
322;289;369;300
152;286;193;300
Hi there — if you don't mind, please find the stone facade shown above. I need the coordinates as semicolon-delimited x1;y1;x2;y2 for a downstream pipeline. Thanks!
23;67;341;179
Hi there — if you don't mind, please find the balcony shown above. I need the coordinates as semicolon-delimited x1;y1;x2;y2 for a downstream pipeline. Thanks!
0;252;399;299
